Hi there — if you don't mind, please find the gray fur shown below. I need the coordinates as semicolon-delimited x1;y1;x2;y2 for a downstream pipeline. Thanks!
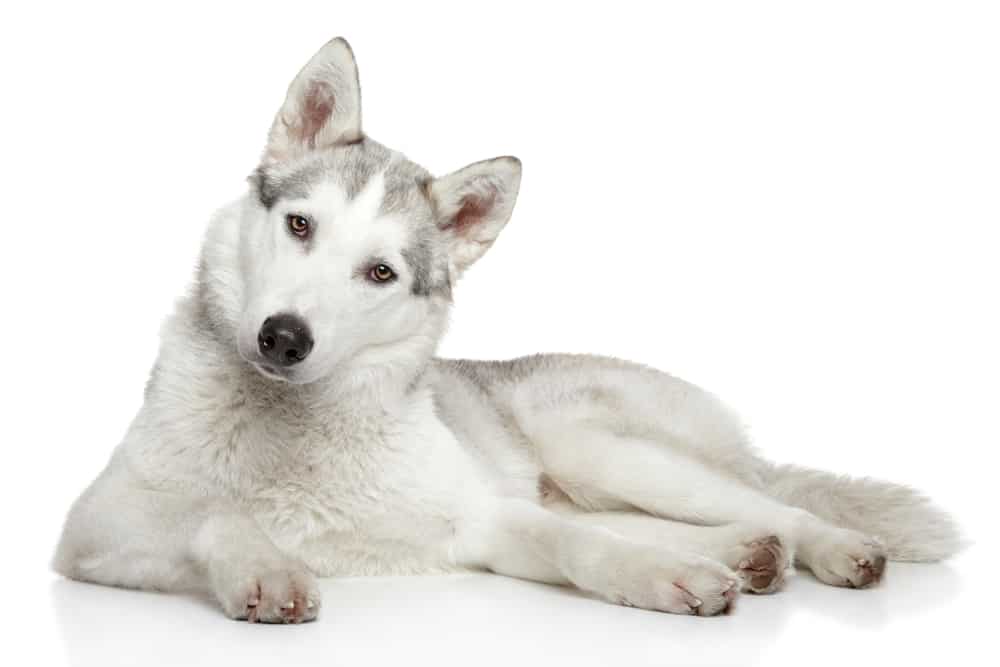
51;36;961;627
254;137;433;213
251;137;450;298
401;240;436;297
251;165;316;209
252;139;393;208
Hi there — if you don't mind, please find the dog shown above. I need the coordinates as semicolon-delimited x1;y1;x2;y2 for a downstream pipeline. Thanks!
53;37;960;622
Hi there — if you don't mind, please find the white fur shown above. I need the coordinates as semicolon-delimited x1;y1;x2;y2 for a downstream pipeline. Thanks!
53;37;961;623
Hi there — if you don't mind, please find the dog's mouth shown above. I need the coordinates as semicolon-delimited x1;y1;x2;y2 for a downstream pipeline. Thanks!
250;361;295;383
238;339;299;383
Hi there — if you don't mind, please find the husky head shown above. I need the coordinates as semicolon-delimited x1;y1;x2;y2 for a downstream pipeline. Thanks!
200;38;520;385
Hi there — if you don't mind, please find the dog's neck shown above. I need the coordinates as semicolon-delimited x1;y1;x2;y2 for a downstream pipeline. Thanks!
181;292;437;426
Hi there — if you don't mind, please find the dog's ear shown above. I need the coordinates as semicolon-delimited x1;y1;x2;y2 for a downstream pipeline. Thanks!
427;157;522;277
264;37;362;164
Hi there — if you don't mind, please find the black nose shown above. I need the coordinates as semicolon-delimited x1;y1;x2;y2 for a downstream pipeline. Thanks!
257;314;313;367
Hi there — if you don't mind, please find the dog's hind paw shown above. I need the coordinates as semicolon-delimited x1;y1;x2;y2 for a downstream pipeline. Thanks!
804;530;887;589
597;548;741;616
733;535;789;594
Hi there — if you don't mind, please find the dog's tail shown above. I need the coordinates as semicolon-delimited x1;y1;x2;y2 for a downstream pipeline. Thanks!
758;462;963;562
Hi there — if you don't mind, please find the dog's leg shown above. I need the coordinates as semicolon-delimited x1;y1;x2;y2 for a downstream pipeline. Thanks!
452;499;740;615
555;508;791;594
532;424;887;589
53;467;319;623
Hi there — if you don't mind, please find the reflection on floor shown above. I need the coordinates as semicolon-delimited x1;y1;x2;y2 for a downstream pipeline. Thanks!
51;558;965;667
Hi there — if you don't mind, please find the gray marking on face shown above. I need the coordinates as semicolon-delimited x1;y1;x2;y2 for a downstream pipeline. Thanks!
377;162;447;298
379;160;429;215
400;239;433;297
399;218;452;300
250;138;453;297
251;162;322;209
376;159;454;298
252;139;394;208
339;142;391;199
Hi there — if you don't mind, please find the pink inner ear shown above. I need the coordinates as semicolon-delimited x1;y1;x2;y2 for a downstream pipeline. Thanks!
297;81;336;149
451;190;497;233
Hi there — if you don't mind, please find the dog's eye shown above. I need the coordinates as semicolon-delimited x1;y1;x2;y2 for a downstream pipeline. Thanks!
286;214;311;239
368;264;396;283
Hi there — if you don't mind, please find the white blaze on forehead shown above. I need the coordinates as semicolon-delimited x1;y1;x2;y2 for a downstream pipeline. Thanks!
307;169;407;251
350;169;387;222
309;169;385;226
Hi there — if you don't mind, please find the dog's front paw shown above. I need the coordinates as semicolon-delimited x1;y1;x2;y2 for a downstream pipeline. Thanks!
805;529;887;589
213;561;320;623
600;549;740;616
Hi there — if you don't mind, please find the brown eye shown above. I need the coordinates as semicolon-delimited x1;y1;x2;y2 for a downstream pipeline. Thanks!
286;214;311;239
368;263;396;283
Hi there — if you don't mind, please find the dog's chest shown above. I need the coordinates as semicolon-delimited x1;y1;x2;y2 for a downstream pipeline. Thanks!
204;390;488;572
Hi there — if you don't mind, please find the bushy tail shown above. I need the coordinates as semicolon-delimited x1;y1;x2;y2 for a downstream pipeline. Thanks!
759;463;964;562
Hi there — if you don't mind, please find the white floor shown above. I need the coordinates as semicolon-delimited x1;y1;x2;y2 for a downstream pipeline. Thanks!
31;547;982;667
6;4;997;663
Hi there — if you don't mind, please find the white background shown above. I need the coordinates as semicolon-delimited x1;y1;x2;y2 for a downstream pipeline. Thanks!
1;1;997;665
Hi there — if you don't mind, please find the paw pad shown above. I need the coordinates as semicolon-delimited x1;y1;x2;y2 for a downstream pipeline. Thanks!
848;554;887;588
737;535;787;594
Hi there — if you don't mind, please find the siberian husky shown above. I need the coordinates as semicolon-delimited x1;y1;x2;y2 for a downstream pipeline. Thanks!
54;37;960;622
